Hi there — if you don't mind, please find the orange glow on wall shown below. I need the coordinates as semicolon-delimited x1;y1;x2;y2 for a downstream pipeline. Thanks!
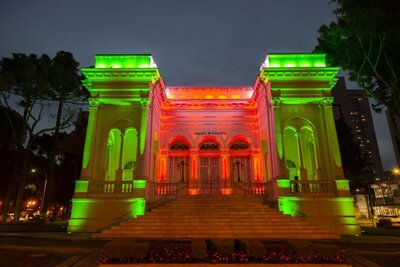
188;188;200;195
221;188;232;195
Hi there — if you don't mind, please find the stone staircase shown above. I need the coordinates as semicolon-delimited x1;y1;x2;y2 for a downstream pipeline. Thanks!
93;195;339;239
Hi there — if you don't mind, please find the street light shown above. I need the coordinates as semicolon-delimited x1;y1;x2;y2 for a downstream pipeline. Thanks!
177;160;188;182
232;160;243;182
31;169;48;215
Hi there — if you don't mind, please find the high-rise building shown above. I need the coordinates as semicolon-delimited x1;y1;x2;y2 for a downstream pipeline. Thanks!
386;110;400;169
332;77;384;180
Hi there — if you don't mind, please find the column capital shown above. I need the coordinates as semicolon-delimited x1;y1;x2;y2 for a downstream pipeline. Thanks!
140;98;150;108
88;98;101;109
319;97;334;107
271;97;282;107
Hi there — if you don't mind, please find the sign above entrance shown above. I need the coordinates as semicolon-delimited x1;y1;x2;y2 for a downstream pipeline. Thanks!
195;131;227;135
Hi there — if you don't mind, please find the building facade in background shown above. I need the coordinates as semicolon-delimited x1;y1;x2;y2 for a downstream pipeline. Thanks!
386;110;400;169
332;78;384;180
68;53;359;235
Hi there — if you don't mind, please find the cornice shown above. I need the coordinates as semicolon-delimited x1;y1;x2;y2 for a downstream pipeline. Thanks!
161;101;257;110
81;68;160;83
260;67;339;84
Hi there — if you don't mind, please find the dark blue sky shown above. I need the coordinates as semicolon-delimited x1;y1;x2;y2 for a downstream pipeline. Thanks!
0;0;395;170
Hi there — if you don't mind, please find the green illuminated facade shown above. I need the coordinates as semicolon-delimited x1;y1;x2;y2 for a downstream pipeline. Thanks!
68;53;359;235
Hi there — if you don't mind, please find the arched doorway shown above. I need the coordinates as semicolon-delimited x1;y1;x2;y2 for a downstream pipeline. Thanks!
229;141;251;183
198;141;220;194
168;141;190;183
283;119;320;180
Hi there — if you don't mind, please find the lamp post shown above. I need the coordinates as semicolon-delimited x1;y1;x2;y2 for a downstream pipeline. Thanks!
392;168;400;180
177;160;188;182
232;160;243;182
31;169;48;215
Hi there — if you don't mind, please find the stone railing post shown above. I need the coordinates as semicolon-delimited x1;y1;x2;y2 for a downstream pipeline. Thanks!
133;179;147;198
276;178;291;196
74;180;89;197
335;179;351;196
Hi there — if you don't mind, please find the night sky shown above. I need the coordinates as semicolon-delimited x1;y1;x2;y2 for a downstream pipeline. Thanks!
0;0;396;170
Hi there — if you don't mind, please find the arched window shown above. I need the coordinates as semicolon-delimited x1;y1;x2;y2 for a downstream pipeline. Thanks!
283;119;319;180
170;142;189;150
230;141;250;150
199;142;219;150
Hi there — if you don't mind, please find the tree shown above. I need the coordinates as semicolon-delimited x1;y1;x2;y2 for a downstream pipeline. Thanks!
315;0;400;138
0;108;25;202
42;51;83;217
0;53;51;222
0;53;78;222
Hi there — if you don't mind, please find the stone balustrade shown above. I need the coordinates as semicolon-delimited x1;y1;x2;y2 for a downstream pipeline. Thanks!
87;181;135;197
153;182;179;195
289;180;337;196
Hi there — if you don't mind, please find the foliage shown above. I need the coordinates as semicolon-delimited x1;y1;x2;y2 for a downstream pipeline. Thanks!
41;51;84;216
0;52;83;221
315;0;400;137
0;107;25;151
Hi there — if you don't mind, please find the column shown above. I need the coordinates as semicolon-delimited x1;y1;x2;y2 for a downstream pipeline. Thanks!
271;97;288;179
295;131;308;180
152;155;158;182
115;132;125;181
251;152;258;182
221;149;230;182
261;138;270;181
80;97;100;180
158;152;168;182
135;99;150;179
320;97;345;180
189;149;199;194
311;133;321;180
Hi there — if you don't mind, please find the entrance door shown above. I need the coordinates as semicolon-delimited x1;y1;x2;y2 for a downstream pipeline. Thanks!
199;157;220;194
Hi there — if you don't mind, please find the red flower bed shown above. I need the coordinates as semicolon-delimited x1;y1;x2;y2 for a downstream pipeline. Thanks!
101;242;346;264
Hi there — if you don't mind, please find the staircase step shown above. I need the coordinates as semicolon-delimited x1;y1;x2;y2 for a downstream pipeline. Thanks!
94;233;340;239
94;195;338;240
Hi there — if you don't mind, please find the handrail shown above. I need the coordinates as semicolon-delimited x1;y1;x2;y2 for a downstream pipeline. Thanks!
147;182;186;211
114;209;132;222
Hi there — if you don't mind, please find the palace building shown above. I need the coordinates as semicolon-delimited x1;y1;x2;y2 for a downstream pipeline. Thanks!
68;53;359;237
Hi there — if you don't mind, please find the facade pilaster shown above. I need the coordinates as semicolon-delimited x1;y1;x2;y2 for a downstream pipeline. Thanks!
115;132;125;181
295;131;308;180
271;97;288;179
80;97;100;180
135;99;150;179
189;149;199;182
320;97;345;180
221;149;230;181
